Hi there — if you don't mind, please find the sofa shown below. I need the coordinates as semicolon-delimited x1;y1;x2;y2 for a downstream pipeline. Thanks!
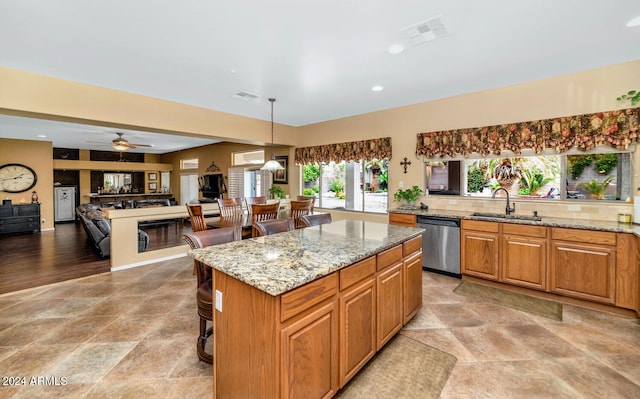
76;204;149;258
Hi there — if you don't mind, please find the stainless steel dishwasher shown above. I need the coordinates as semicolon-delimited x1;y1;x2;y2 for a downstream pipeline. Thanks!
416;215;461;278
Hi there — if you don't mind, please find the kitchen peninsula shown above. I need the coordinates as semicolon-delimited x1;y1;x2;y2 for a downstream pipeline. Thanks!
189;219;424;399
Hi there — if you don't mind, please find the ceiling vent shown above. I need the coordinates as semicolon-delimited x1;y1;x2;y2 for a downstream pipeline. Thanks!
402;16;447;45
233;91;258;101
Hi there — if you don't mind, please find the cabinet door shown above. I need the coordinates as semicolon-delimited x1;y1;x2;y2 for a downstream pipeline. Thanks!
376;262;403;350
388;212;416;227
339;278;376;387
281;299;338;399
502;235;547;290
550;241;616;304
461;230;499;280
403;251;423;324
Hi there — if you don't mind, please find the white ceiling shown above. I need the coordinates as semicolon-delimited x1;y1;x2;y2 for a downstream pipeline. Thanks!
1;0;639;153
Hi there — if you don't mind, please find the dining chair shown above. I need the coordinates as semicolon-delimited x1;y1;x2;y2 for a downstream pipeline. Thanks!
297;195;316;213
253;217;295;237
290;200;314;228
217;198;244;218
182;226;241;364
186;203;208;232
251;202;280;237
245;196;267;215
298;213;332;228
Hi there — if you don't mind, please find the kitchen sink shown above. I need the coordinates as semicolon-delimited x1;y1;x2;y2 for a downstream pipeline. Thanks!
470;212;542;222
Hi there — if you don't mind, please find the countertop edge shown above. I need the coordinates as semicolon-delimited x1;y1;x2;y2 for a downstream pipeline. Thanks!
389;208;640;236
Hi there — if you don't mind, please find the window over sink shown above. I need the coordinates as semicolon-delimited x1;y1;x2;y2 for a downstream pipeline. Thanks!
424;146;633;202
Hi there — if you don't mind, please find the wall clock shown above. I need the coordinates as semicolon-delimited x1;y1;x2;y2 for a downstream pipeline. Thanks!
0;163;38;193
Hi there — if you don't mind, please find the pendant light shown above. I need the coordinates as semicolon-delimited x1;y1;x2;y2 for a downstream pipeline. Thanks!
261;98;285;172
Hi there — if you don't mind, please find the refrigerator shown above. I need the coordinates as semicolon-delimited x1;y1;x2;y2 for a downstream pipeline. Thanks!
54;186;77;222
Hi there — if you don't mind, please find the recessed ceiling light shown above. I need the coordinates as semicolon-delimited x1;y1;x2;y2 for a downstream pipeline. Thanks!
371;85;384;92
626;16;640;27
37;134;47;138
387;44;405;54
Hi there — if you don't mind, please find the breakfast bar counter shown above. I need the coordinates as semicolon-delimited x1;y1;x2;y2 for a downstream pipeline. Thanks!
189;219;424;398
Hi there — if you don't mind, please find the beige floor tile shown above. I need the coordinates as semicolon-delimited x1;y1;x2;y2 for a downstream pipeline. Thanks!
79;295;143;317
38;315;117;344
88;314;161;343
0;318;67;346
9;383;93;399
450;325;536;362
598;354;640;386
429;303;486;328
0;343;78;376
154;279;195;295
45;342;136;384
544;357;640;398
126;294;185;316
102;339;189;380
441;360;582;398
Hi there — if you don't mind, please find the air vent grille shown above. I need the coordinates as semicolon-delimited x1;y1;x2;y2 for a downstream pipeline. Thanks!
402;16;447;45
233;91;258;101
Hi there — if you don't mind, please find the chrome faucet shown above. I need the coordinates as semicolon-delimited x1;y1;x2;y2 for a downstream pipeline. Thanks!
492;188;515;215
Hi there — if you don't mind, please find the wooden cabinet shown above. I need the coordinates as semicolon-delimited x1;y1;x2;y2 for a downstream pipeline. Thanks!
461;220;499;281
0;204;40;234
550;228;616;304
388;212;416;227
339;272;375;387
403;245;423;324
376;262;403;350
376;245;405;350
282;299;339;399
501;223;548;291
213;235;423;398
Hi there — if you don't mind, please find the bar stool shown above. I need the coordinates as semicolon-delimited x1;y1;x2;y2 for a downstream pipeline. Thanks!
182;227;240;364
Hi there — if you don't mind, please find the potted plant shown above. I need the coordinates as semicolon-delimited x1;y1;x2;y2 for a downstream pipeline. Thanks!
580;176;614;199
268;185;286;200
393;185;423;206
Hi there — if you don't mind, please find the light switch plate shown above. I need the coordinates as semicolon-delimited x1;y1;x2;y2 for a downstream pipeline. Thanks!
215;290;222;312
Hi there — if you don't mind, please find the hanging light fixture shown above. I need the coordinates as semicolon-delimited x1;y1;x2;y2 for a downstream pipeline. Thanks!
261;98;285;172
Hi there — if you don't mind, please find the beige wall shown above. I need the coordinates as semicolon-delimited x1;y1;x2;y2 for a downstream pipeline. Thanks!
161;142;294;203
295;59;640;220
0;66;297;146
1;60;639;225
0;138;53;229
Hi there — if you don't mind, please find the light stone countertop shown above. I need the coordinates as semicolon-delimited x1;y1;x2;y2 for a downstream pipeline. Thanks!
189;219;424;296
390;207;640;236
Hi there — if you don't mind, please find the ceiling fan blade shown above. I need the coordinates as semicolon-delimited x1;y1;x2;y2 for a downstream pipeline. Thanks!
127;143;153;148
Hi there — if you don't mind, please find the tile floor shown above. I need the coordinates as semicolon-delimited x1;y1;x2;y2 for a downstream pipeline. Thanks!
0;258;639;398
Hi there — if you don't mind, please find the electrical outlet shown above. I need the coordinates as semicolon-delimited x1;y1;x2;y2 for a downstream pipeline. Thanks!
448;199;457;205
399;181;404;188
568;205;581;211
215;290;223;312
41;218;45;224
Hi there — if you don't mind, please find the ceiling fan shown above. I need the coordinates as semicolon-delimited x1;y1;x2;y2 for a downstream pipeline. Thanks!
110;132;153;151
87;132;154;151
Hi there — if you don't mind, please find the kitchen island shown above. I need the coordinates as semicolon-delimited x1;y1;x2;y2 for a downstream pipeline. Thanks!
189;219;424;399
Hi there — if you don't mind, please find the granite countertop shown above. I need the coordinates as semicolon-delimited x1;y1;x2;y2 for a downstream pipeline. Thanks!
390;207;640;236
189;219;424;296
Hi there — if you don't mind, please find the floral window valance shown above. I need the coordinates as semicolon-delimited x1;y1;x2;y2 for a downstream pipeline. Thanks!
416;107;640;158
295;137;392;164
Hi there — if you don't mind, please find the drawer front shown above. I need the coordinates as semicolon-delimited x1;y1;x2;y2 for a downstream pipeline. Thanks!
403;235;422;256
461;219;499;233
377;245;402;271
551;227;616;246
388;213;416;227
340;256;376;291
502;223;547;238
281;273;338;322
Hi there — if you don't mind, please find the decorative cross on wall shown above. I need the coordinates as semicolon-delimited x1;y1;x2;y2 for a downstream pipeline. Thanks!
400;157;412;174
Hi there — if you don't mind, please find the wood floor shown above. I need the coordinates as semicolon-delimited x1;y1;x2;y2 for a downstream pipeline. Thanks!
0;221;190;295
